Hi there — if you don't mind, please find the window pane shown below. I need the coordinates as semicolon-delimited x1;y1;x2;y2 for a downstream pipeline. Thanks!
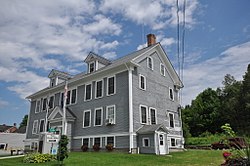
66;90;71;105
140;76;145;89
107;137;114;145
42;98;47;111
36;100;40;113
89;63;95;73
94;138;100;146
141;106;147;123
108;77;115;95
169;88;173;100
85;84;92;100
107;106;115;120
83;138;89;146
159;135;164;145
60;93;64;108
49;96;54;109
84;111;90;127
150;109;156;125
96;81;102;98
39;120;44;132
171;138;175;146
170;113;174;128
95;109;102;126
71;89;77;104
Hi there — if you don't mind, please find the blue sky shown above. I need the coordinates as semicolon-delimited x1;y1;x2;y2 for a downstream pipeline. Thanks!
0;0;250;126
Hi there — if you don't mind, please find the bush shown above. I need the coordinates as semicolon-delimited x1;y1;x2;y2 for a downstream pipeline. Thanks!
81;145;88;152
93;144;100;151
185;133;225;146
105;144;114;151
23;153;56;163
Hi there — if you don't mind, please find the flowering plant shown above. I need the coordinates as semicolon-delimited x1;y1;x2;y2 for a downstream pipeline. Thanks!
223;151;231;160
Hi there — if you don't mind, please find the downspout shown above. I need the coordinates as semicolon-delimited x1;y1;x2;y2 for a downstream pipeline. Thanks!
125;63;134;153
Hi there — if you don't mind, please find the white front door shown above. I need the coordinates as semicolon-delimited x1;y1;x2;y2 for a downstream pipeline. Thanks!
158;134;166;155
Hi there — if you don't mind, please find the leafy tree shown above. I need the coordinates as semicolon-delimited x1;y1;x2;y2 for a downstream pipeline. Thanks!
19;115;28;128
57;135;69;165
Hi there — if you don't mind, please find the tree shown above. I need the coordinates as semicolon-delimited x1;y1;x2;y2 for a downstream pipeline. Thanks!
57;135;69;165
19;115;28;128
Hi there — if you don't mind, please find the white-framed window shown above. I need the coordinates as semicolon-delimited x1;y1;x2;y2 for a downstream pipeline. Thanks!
42;98;47;112
83;110;91;128
106;105;116;124
39;119;45;132
95;80;103;98
160;63;165;76
71;89;77;104
51;78;56;87
93;137;102;147
84;83;92;101
147;57;153;70
66;90;71;105
31;142;38;151
169;87;174;101
149;107;157;125
32;120;38;134
94;108;103;126
142;138;150;147
106;136;115;147
107;76;116;96
35;99;41;113
48;96;54;109
171;138;176;147
139;74;146;90
61;88;77;105
140;105;148;124
169;112;175;128
89;62;95;73
82;138;90;147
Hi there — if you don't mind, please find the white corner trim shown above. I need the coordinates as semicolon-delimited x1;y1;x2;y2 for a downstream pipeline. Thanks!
128;69;134;152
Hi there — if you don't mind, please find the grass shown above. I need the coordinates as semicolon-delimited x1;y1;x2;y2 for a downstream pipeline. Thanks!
0;150;224;166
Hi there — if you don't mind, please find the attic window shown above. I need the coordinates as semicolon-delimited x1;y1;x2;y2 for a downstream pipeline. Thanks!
89;62;95;73
51;78;56;87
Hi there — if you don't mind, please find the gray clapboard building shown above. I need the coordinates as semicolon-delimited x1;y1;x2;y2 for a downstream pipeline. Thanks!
25;34;184;155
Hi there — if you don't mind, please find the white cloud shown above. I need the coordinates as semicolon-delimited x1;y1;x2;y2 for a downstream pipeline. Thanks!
182;41;250;105
0;99;9;108
103;52;117;60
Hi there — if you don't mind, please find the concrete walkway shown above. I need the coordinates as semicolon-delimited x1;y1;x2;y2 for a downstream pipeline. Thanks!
0;155;24;160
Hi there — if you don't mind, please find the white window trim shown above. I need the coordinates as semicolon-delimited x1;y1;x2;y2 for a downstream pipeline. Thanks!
160;63;166;76
39;119;45;133
41;98;47;112
147;57;154;70
82;138;90;148
95;79;104;99
106;105;116;124
142;137;150;147
170;138;176;147
84;83;92;101
83;110;91;128
93;137;102;147
149;107;157;125
169;87;174;101
169;112;175;128
48;95;55;109
140;105;148;124
88;62;95;73
105;136;116;147
106;76;116;96
70;88;77;105
32;120;38;134
94;107;103;126
139;74;146;90
35;99;41;113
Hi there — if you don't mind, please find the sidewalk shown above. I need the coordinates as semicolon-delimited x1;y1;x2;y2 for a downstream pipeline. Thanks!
0;155;24;160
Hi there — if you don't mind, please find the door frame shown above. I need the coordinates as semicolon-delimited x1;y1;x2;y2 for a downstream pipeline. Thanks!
155;131;168;155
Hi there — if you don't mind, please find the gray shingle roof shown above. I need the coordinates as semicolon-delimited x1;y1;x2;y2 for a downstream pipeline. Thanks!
137;124;168;134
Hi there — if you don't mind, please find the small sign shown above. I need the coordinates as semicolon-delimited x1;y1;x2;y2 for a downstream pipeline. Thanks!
46;133;60;143
48;128;57;132
51;148;58;155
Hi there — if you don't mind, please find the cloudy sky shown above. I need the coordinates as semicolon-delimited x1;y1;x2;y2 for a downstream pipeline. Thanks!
0;0;250;126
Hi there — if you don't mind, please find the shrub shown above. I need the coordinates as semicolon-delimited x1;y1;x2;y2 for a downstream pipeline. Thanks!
23;153;56;163
81;145;88;152
57;135;69;165
105;144;114;151
93;144;100;151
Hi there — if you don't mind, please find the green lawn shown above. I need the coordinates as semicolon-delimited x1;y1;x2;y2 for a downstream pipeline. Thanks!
0;150;224;166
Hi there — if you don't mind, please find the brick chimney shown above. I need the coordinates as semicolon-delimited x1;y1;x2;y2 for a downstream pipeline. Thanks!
147;34;156;47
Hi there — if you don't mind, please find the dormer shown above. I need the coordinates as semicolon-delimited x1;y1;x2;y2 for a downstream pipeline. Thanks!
84;52;111;73
48;69;72;87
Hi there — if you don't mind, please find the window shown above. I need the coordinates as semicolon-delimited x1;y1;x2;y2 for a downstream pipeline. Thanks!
71;89;77;104
83;110;91;128
139;74;146;90
89;62;95;73
51;78;56;87
39;119;45;132
60;93;64;108
106;137;114;146
35;100;41;113
160;63;165;76
42;98;47;111
94;137;101;147
169;88;174;101
150;108;156;125
95;80;103;98
171;138;176;146
107;76;115;96
140;105;147;124
85;84;92;101
49;96;54;109
159;135;164;145
106;105;115;124
169;113;174;128
94;108;103;126
147;57;153;70
66;90;71;105
82;138;89;147
31;142;38;151
143;138;150;147
32;120;38;134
